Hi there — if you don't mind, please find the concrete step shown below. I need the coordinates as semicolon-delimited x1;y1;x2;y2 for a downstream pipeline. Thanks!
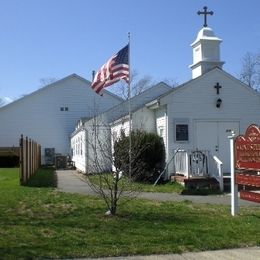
172;175;219;190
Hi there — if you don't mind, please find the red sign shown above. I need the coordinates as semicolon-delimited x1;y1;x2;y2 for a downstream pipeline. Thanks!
235;124;260;171
236;173;260;187
240;190;260;203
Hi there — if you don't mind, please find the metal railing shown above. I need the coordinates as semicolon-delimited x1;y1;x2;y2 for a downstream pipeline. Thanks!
173;149;224;191
174;149;209;178
174;150;189;177
153;147;182;186
211;156;224;192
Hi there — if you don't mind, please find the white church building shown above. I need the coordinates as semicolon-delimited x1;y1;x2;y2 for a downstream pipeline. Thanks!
71;24;260;189
1;7;259;189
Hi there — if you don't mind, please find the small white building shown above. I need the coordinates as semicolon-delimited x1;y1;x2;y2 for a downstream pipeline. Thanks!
71;82;172;173
0;74;122;163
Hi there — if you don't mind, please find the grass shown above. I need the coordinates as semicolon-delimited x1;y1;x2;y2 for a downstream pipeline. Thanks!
87;173;184;193
26;166;57;187
0;168;259;259
87;173;222;195
181;187;223;195
134;180;184;193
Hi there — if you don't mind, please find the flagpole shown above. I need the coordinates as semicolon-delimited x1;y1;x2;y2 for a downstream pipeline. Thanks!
92;70;98;167
128;32;132;178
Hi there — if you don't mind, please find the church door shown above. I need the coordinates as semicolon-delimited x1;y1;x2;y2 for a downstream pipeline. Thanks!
195;121;240;173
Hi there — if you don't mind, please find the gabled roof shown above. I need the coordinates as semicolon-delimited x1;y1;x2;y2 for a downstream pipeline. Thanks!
151;67;260;102
0;73;123;111
83;81;172;126
105;67;260;125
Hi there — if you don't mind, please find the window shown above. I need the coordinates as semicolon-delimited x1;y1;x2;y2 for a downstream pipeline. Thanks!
176;124;189;141
174;119;189;142
60;106;69;111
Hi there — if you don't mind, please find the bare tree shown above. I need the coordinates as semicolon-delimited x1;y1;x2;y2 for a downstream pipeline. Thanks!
109;70;152;99
162;78;179;88
84;117;143;216
239;52;260;90
39;77;58;88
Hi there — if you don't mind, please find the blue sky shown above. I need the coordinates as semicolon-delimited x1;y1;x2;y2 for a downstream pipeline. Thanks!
0;0;260;99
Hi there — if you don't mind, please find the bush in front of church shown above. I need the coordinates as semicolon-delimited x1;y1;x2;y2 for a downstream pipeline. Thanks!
113;130;165;183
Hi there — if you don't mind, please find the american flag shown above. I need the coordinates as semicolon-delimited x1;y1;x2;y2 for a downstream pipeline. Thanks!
91;44;129;94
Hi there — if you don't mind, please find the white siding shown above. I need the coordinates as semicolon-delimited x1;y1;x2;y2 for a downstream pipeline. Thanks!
132;107;155;132
72;115;113;173
160;68;260;176
0;74;122;163
71;129;87;172
109;107;156;172
71;83;172;173
111;119;130;140
85;125;112;173
110;106;155;139
111;120;130;172
155;106;167;152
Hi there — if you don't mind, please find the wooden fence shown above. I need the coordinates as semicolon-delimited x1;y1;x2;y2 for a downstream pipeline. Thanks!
19;135;41;185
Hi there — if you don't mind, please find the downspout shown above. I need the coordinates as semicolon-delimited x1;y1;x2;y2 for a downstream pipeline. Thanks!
165;106;169;179
85;129;88;174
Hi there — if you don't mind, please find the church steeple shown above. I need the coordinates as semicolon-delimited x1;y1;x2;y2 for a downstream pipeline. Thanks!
189;7;225;79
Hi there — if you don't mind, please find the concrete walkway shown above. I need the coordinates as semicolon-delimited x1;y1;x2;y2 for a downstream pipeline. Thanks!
86;247;260;260
56;169;96;196
56;170;260;260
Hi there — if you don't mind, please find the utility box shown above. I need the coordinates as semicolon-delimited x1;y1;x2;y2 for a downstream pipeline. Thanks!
45;148;55;165
55;155;67;169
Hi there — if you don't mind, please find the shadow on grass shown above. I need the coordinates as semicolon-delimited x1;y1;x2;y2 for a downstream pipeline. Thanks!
26;167;57;188
181;188;223;196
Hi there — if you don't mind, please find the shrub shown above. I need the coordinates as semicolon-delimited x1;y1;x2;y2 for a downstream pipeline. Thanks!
113;130;165;183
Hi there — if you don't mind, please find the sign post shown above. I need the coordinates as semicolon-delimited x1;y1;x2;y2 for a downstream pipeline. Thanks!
229;131;238;216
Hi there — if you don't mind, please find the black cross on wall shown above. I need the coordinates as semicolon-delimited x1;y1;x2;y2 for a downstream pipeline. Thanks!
214;82;222;95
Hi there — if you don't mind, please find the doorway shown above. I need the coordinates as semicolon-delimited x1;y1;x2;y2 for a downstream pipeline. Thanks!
195;121;240;173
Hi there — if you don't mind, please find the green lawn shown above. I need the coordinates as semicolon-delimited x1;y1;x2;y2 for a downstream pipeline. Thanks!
87;173;184;193
87;173;222;195
26;166;57;187
0;168;259;259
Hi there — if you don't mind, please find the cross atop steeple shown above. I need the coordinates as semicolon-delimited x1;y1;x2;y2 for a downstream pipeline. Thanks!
197;6;214;27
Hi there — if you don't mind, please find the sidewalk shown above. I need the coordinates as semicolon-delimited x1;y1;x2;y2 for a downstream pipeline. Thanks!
56;169;96;196
56;170;260;260
86;247;260;260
